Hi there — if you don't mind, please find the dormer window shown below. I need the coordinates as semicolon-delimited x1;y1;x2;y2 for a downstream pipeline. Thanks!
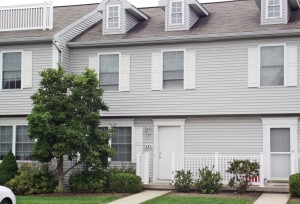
170;1;184;25
267;0;282;18
107;5;121;29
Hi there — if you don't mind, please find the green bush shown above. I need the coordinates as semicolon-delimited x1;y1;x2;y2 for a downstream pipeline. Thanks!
195;166;223;194
69;170;107;193
0;150;18;185
109;173;141;193
174;170;193;193
290;173;300;197
227;160;260;193
6;163;57;195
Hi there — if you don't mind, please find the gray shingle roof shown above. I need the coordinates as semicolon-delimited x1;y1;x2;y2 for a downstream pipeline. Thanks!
0;3;97;40
72;0;300;43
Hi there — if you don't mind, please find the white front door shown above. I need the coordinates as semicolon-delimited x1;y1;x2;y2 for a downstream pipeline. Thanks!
158;126;181;180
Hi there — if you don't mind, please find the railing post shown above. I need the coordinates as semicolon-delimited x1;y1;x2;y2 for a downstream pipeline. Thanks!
136;153;141;178
48;1;53;30
171;152;176;185
291;152;296;175
214;152;219;173
259;152;264;187
42;1;47;30
144;152;150;184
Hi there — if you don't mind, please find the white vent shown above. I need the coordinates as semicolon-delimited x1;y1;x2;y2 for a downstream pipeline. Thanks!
0;1;53;32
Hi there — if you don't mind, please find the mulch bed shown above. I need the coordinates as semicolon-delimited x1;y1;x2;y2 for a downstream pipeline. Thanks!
22;192;131;197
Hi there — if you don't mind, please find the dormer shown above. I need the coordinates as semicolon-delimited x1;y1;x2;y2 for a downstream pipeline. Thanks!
159;0;209;31
97;0;149;35
255;0;300;25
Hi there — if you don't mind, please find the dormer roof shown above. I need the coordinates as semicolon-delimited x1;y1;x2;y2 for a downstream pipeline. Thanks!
159;0;209;16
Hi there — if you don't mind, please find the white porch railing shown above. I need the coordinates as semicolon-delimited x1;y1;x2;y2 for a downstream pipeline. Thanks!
136;152;150;184
172;152;264;187
0;1;53;31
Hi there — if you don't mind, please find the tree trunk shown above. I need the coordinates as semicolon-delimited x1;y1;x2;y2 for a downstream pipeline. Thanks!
57;155;64;191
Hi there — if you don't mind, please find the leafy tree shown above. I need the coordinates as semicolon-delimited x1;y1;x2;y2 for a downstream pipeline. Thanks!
0;150;18;185
27;67;114;190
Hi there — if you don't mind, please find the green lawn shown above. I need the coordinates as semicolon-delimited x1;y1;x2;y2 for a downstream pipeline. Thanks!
142;195;254;204
289;202;300;204
17;196;119;204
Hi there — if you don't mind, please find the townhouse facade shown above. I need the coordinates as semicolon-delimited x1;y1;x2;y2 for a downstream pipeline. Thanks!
0;0;300;186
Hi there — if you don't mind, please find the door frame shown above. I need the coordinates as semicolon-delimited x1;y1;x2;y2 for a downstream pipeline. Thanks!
152;119;185;183
262;118;298;180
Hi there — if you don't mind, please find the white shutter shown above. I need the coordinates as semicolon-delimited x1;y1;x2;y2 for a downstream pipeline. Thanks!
22;51;33;89
119;54;130;92
52;44;59;69
89;56;99;77
285;46;297;87
184;51;196;90
248;48;259;87
132;127;143;163
151;53;162;91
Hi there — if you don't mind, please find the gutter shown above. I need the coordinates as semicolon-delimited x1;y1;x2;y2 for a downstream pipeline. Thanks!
0;36;53;45
67;29;300;48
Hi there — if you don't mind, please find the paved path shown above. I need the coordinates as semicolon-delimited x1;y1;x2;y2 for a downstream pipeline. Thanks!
108;190;171;204
254;193;291;204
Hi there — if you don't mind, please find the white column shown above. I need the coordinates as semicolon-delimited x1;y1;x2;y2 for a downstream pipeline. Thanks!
260;152;264;187
171;152;176;185
291;152;296;175
136;153;141;178
144;152;150;184
214;152;219;173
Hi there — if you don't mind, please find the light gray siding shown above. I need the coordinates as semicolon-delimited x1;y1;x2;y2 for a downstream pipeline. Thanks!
125;11;139;32
70;37;300;117
189;7;199;29
0;43;52;115
261;0;287;25
103;0;124;35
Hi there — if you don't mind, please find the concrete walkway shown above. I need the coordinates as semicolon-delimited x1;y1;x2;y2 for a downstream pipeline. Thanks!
254;193;291;204
108;190;171;204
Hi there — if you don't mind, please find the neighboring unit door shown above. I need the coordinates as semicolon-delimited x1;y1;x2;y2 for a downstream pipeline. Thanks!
158;126;181;180
270;128;291;179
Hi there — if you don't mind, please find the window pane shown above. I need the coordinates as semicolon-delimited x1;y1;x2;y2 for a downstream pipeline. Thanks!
16;126;34;161
163;51;184;82
3;52;22;90
270;128;290;152
0;126;13;160
111;127;132;162
99;54;119;86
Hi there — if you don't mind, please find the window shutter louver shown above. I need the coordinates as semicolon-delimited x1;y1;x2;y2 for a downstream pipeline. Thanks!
22;51;33;89
89;56;99;78
132;127;143;163
185;51;196;90
119;54;130;92
151;53;162;91
285;46;297;87
248;48;259;87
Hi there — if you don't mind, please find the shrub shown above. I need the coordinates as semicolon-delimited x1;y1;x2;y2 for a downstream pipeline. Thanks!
109;173;141;193
290;173;300;197
174;170;193;193
227;160;260;193
0;150;18;185
6;163;57;195
195;166;223;194
69;170;107;193
108;163;136;175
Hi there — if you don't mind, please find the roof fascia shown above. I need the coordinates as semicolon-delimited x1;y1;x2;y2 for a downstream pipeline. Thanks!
0;36;53;45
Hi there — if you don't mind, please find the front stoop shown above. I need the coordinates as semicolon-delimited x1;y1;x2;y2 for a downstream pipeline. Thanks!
108;190;171;204
254;193;291;204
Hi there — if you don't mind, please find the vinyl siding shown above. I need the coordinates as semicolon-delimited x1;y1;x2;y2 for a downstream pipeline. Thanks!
261;0;286;25
125;11;139;32
0;43;52;115
189;7;199;29
70;36;300;117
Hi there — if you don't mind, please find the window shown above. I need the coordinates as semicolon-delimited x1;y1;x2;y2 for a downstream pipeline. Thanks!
99;54;119;88
0;125;34;161
107;5;120;29
267;0;281;18
170;1;184;25
2;52;22;89
163;51;184;89
260;45;284;86
111;127;132;162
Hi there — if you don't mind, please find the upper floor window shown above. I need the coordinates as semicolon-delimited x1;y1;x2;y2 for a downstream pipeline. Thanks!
170;1;184;25
107;5;120;29
2;52;22;90
99;54;119;89
163;51;184;89
267;0;281;18
260;45;284;86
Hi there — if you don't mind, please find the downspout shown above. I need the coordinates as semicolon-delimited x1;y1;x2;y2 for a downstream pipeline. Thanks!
52;38;62;67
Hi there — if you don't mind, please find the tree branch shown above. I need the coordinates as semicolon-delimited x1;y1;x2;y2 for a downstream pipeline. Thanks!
63;161;82;176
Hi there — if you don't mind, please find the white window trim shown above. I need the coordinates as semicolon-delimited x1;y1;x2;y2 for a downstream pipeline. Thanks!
169;0;185;26
258;43;286;88
0;118;32;163
152;119;185;183
262;118;298;180
266;0;282;19
106;5;121;30
100;119;135;163
0;50;24;91
98;52;121;88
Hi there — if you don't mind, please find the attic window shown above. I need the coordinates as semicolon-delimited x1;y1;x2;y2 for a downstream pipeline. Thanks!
170;0;184;25
267;0;281;18
107;5;120;29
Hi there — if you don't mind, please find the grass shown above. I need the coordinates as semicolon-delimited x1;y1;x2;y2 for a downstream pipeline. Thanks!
142;195;255;204
17;196;120;204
